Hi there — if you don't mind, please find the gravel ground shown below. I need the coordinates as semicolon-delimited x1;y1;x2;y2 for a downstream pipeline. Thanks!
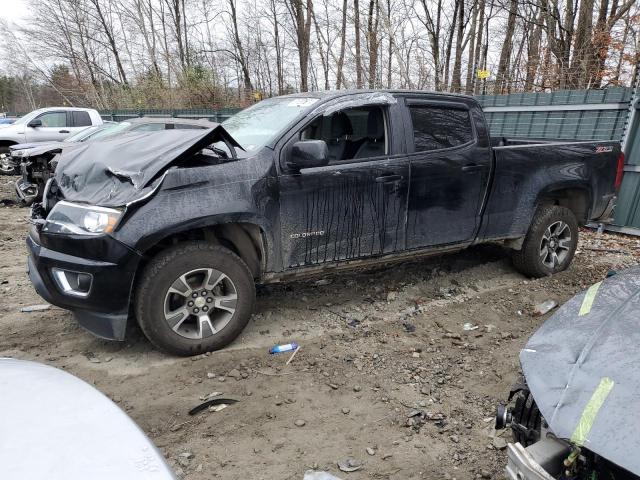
1;175;639;480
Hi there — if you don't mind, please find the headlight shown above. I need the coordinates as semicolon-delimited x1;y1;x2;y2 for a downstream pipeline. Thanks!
11;149;26;157
43;201;123;235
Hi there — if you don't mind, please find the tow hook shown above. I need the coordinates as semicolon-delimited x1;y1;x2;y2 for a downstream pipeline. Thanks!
495;404;513;430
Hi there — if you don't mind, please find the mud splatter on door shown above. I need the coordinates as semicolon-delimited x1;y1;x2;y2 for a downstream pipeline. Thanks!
279;158;409;268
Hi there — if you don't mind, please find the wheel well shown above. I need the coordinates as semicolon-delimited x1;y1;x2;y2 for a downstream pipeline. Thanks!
142;223;265;279
538;188;590;224
0;140;17;148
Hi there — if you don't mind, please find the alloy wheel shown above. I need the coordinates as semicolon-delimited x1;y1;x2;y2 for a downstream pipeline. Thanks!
539;220;572;269
163;268;238;339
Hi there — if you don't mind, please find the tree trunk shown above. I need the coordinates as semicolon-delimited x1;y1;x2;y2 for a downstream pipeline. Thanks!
472;0;485;94
570;0;595;88
443;0;458;90
336;0;348;88
289;0;313;92
228;0;253;93
465;0;477;94
367;0;380;88
525;4;543;90
450;0;464;93
90;0;129;86
494;0;517;93
269;0;284;94
355;0;363;88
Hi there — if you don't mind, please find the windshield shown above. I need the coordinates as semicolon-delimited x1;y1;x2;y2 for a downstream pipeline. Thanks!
220;97;319;154
11;110;41;126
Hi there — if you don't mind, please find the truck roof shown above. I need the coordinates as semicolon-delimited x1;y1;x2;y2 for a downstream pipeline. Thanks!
30;106;99;112
277;89;477;101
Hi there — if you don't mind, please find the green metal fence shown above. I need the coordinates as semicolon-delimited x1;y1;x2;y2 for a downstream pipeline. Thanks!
476;87;633;141
611;87;640;235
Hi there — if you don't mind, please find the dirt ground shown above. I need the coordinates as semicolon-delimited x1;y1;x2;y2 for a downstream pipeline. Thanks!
1;175;639;480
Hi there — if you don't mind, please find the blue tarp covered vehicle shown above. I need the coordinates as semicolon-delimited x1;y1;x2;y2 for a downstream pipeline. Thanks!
498;266;640;480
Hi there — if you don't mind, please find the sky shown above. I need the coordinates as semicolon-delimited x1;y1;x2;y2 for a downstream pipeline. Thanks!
0;0;29;26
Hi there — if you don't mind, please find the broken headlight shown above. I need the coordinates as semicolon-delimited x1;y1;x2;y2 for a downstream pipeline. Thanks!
43;201;123;235
11;149;27;157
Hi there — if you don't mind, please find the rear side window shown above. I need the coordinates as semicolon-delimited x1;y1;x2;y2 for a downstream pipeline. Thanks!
72;111;92;127
408;106;473;152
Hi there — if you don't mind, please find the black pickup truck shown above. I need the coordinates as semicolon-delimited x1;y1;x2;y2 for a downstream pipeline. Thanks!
27;90;624;355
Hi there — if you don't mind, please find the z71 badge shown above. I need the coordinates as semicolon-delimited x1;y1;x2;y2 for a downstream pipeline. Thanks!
290;231;325;239
595;146;613;153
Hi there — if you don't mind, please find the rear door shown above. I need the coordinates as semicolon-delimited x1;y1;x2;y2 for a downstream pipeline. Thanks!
66;111;94;136
403;98;491;248
278;101;409;269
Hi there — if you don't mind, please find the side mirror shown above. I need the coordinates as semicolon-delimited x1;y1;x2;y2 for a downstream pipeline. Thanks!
28;119;42;128
287;140;329;171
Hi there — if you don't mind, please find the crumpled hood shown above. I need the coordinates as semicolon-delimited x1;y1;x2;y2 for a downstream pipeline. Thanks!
521;266;640;474
55;126;239;207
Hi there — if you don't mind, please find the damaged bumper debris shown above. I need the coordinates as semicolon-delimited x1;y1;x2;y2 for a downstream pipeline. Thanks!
15;178;39;204
496;266;640;480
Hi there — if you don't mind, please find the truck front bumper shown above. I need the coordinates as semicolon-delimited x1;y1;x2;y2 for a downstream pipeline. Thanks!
26;226;142;340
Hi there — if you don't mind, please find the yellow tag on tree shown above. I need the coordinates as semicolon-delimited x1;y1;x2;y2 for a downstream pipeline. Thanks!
477;69;490;79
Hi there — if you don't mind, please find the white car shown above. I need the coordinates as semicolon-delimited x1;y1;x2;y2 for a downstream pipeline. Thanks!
0;358;176;480
0;107;103;160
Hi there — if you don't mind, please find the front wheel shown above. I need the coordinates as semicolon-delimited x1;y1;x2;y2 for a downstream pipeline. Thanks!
135;242;255;356
512;205;579;278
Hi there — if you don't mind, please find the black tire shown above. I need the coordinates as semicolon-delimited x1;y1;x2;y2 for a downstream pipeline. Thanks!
135;241;255;356
512;205;579;278
511;389;542;447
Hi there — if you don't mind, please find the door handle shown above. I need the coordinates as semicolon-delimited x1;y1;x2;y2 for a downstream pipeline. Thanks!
461;163;485;173
375;174;403;183
59;130;70;134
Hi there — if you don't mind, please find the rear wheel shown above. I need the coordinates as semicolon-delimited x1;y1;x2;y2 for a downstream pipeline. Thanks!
135;241;255;356
512;205;579;278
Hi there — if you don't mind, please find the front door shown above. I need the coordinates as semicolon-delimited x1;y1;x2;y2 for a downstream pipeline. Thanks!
278;105;409;269
403;99;491;249
25;111;71;142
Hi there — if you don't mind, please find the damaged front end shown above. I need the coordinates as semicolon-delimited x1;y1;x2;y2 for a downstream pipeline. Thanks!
16;146;62;205
496;267;640;480
27;126;242;341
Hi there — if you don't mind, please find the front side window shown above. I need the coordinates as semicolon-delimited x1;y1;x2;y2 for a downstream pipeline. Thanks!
299;106;387;163
409;106;473;152
37;112;67;128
